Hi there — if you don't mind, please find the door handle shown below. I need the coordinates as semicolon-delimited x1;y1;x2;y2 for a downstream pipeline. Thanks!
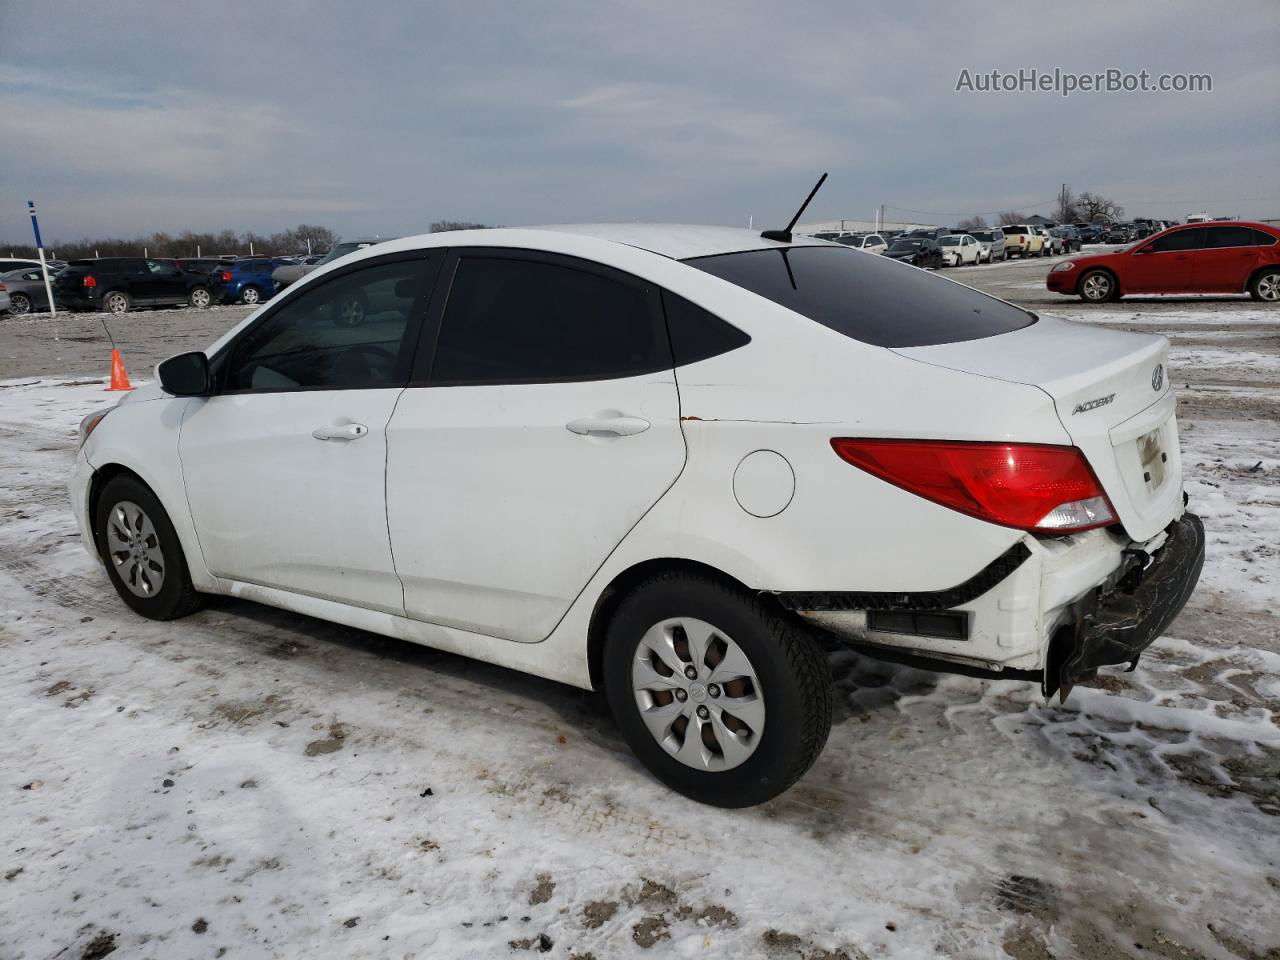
312;423;369;441
565;415;651;437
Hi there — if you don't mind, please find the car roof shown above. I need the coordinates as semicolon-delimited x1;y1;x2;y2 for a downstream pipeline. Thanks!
521;223;829;260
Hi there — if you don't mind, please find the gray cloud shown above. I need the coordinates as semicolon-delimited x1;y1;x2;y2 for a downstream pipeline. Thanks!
1;0;1276;244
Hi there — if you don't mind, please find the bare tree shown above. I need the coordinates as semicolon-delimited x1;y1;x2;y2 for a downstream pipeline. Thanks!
956;215;988;232
0;223;342;260
1076;192;1125;222
430;220;491;233
997;211;1027;226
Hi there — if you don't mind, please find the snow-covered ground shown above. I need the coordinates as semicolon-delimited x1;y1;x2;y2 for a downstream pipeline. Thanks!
1;297;1278;959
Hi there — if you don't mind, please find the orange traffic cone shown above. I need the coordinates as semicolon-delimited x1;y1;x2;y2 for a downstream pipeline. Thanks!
106;348;134;392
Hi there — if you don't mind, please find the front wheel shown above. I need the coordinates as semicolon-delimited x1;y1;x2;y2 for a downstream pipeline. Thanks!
603;572;832;807
1079;269;1119;303
95;475;203;620
188;286;211;309
1249;268;1280;303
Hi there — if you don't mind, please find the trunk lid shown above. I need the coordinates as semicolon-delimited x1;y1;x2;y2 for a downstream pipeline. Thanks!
894;314;1182;542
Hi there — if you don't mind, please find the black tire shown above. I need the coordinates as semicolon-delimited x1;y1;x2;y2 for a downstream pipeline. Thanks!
1078;268;1120;303
603;572;832;808
102;290;130;315
8;292;32;315
95;474;203;620
188;286;212;309
1248;267;1280;303
239;285;263;305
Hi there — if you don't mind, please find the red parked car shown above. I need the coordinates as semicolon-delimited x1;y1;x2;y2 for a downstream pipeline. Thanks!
1046;221;1280;303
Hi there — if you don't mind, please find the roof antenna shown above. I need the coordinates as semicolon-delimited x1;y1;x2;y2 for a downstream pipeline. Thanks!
761;172;828;243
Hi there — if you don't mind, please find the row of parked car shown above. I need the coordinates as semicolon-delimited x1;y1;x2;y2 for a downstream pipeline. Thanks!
807;223;1083;269
0;242;386;315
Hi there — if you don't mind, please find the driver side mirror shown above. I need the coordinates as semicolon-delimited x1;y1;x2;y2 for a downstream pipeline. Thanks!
157;351;210;396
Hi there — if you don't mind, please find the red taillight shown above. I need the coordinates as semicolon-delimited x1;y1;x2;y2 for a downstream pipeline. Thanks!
221;271;232;283
83;275;97;288
830;438;1116;535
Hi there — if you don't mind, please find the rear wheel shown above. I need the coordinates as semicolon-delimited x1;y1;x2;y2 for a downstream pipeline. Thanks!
188;286;211;309
1079;269;1118;303
95;475;203;620
240;285;262;305
1249;268;1280;303
603;572;832;807
102;290;130;315
8;292;32;315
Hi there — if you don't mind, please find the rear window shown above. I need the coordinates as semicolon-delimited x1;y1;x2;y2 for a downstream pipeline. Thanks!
684;246;1034;348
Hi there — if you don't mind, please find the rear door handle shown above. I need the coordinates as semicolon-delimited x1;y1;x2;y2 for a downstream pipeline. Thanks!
312;423;369;441
565;416;651;437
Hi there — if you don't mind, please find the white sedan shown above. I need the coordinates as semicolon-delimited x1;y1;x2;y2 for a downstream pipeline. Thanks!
71;224;1204;807
939;233;981;266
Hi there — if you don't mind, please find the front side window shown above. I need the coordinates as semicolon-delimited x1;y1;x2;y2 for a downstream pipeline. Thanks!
685;245;1033;348
221;257;434;392
430;256;666;384
1145;228;1206;253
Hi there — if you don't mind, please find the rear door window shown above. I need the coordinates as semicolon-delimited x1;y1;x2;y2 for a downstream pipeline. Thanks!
685;245;1034;348
428;254;668;384
1204;226;1257;249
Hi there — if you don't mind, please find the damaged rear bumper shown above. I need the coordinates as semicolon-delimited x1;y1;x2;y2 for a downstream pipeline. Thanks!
1045;511;1205;699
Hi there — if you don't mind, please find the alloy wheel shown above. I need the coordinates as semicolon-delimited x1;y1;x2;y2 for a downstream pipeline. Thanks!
241;287;260;305
9;293;31;315
105;500;166;598
631;617;766;772
1081;272;1112;302
105;292;128;314
337;297;365;326
190;288;211;308
1257;272;1280;302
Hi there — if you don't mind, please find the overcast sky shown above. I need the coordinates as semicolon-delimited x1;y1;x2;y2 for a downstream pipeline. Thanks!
1;0;1277;245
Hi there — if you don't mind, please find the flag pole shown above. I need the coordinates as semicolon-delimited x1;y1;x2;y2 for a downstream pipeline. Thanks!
27;201;57;317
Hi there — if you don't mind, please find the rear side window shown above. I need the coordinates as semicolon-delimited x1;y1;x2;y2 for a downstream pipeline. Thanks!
1252;229;1278;246
661;291;750;366
430;256;667;384
685;246;1034;348
1204;227;1257;249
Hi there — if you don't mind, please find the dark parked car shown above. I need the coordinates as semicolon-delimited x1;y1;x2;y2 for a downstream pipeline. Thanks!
0;267;55;315
905;227;951;242
208;258;286;305
883;237;944;269
53;258;213;314
175;258;230;276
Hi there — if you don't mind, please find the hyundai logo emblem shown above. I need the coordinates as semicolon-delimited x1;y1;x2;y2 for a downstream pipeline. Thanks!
1152;364;1164;392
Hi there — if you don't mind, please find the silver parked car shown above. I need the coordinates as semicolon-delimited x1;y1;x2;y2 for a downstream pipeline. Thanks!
969;228;1007;262
0;268;55;315
271;239;391;291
